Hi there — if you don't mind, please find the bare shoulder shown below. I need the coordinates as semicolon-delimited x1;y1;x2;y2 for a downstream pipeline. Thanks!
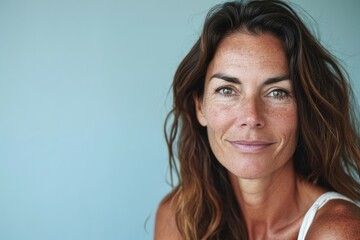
306;199;360;239
154;192;182;240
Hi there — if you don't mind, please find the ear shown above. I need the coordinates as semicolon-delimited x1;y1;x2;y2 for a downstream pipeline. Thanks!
194;93;207;127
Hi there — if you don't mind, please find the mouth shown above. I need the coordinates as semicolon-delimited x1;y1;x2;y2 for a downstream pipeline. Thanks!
229;140;273;153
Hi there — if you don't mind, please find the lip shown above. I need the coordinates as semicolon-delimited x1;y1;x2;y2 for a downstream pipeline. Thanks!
229;140;273;153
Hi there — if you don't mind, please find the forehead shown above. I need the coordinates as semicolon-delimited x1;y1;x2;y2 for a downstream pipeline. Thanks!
218;32;285;56
206;32;288;79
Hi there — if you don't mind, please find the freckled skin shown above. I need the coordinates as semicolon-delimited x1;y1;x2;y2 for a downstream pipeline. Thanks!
196;32;298;179
156;31;360;240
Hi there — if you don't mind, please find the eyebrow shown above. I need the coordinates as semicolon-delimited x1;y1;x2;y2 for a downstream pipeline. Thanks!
210;73;290;85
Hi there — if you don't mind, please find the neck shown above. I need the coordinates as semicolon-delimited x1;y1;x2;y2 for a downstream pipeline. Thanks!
229;160;323;239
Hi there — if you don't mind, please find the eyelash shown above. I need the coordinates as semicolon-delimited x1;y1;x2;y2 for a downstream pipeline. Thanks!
268;89;289;100
215;87;290;100
215;86;236;96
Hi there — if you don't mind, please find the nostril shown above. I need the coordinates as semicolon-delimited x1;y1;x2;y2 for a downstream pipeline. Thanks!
239;115;265;129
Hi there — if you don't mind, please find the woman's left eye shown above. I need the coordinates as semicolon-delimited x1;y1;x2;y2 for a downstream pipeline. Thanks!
215;87;236;96
268;89;289;100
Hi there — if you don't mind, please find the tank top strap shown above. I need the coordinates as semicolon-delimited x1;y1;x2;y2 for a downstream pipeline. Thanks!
297;192;356;240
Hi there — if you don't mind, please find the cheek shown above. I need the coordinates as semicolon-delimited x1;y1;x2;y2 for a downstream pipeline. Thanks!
205;103;236;133
269;105;298;140
205;105;234;161
266;99;297;120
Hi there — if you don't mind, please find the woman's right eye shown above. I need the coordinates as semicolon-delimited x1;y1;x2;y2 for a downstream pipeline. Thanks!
215;87;235;96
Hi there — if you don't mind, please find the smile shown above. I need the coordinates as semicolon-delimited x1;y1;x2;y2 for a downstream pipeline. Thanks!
229;141;273;153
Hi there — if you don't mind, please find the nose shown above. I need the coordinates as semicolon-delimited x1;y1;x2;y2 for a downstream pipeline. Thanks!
239;96;265;129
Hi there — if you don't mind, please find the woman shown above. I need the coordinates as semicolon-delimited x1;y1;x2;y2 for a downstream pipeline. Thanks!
155;0;360;239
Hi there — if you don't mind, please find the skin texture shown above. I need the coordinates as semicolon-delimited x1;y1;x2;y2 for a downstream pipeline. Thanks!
155;32;360;239
306;200;360;239
196;32;316;239
195;32;298;180
155;197;182;240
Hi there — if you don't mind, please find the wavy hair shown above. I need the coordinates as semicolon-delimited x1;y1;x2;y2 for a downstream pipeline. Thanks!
164;0;360;239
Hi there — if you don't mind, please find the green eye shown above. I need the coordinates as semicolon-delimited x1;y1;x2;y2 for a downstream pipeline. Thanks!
216;87;235;96
269;89;288;100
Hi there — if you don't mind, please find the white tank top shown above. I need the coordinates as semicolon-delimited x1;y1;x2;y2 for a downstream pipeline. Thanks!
297;191;358;240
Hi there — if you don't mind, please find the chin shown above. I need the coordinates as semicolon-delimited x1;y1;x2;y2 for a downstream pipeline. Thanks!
226;164;269;179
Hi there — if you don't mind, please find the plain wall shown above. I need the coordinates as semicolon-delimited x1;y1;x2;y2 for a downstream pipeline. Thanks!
0;0;359;239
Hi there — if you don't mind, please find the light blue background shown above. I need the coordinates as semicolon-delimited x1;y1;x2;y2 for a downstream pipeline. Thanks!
0;0;359;239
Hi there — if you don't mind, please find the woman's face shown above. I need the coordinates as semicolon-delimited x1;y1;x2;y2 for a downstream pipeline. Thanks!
196;32;298;179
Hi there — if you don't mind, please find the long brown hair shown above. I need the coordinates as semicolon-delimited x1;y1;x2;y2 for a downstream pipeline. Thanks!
164;0;360;239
